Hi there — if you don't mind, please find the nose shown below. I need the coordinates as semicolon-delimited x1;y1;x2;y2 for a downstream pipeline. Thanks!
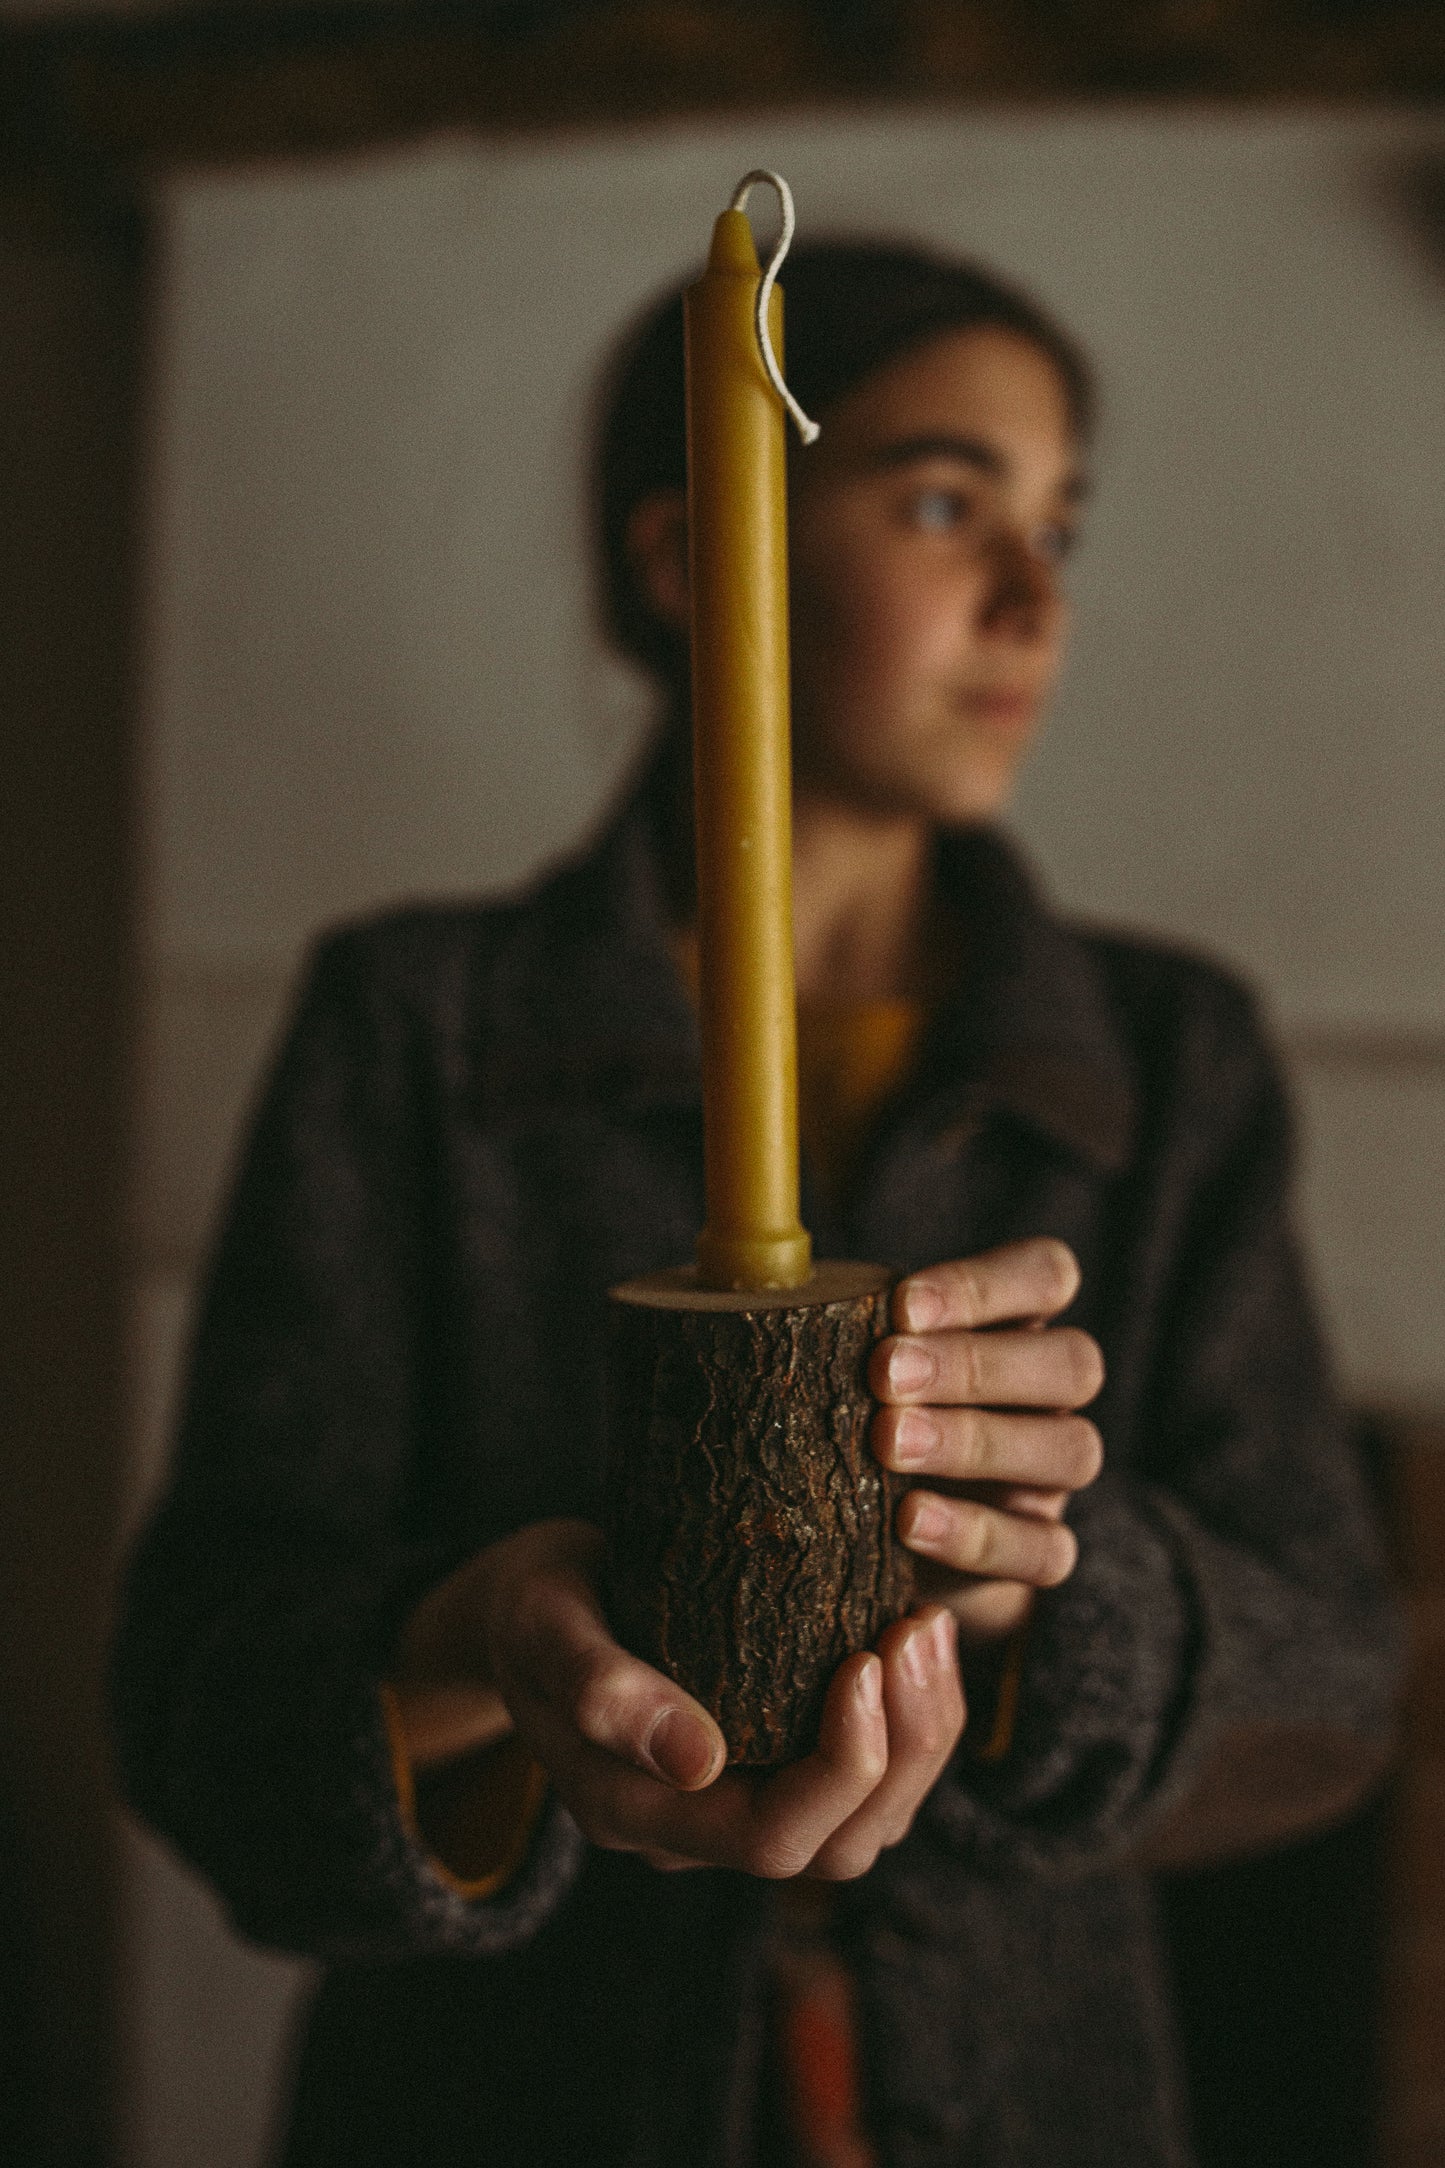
978;525;1064;642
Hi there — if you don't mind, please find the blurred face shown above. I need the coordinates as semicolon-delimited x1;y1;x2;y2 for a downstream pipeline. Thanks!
787;325;1084;826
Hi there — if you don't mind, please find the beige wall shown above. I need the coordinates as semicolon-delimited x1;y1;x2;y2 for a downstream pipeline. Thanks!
125;106;1445;2166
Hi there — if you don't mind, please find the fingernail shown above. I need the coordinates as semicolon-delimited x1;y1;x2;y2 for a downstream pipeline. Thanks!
904;1494;948;1550
857;1656;883;1714
645;1706;720;1790
892;1408;938;1468
888;1341;936;1394
902;1623;932;1689
900;1279;944;1330
931;1610;957;1668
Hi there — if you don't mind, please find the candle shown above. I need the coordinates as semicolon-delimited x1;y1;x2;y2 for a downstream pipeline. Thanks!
686;184;813;1292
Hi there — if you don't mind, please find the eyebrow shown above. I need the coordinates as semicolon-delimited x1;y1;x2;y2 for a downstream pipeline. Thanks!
864;431;1090;503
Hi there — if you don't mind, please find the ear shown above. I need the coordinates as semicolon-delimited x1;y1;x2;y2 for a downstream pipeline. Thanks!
625;490;689;634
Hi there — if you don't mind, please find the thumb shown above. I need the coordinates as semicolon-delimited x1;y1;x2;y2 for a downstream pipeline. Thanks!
508;1542;726;1791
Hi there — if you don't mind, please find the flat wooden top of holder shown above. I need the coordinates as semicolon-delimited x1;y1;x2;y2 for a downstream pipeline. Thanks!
610;1260;893;1313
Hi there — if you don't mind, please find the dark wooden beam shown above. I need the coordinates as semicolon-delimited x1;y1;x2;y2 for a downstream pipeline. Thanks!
3;0;1443;193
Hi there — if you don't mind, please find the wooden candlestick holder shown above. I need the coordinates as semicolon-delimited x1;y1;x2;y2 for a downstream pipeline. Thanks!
605;1261;915;1767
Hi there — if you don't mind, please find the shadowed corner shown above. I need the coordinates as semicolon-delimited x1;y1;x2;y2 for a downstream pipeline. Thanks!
1157;1408;1445;2168
1364;150;1445;285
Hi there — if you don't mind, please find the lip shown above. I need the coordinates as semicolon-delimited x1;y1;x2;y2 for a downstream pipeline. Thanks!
958;687;1040;726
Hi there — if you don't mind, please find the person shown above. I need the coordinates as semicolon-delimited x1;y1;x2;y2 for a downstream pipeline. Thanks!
112;237;1400;2168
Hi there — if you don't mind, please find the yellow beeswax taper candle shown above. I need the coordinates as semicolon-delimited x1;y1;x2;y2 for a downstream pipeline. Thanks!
686;175;814;1291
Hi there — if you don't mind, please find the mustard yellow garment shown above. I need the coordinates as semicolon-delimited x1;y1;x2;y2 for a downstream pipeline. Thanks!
674;924;930;1208
794;995;926;1209
382;1684;550;1901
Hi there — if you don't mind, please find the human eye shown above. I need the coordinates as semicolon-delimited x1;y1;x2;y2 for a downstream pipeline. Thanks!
905;485;973;536
1033;520;1079;566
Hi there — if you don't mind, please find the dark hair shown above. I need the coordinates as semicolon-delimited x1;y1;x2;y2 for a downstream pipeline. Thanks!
592;236;1096;691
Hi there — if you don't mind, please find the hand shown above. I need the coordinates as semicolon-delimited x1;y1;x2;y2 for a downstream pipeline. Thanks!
464;1519;963;1880
870;1239;1104;1647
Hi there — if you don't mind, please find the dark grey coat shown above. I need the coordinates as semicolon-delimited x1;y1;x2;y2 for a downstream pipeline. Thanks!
112;805;1400;2168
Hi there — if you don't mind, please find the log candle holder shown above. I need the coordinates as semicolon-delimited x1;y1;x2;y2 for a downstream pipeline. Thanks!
605;1263;914;1766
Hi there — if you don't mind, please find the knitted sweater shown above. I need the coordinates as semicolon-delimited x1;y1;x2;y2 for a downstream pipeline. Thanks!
112;803;1400;2168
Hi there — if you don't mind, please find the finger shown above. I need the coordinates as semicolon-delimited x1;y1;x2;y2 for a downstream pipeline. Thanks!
735;1654;891;1878
510;1687;725;1856
808;1609;964;1882
892;1240;1080;1334
907;1481;1069;1519
873;1405;1102;1490
907;1553;1039;1645
898;1490;1078;1586
506;1556;725;1792
945;1578;1037;1647
871;1324;1104;1412
987;1484;1069;1520
568;1652;891;1877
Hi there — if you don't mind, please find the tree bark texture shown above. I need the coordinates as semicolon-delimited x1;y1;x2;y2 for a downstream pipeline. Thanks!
605;1262;915;1766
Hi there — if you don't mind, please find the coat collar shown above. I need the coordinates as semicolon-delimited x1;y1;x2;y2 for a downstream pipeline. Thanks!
476;797;1134;1175
922;826;1136;1173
